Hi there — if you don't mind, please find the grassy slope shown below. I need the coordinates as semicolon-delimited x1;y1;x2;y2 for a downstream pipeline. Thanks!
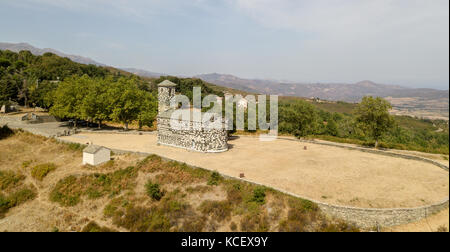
0;130;358;232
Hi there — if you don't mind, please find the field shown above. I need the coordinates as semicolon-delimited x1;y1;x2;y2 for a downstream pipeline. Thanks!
61;133;449;209
0;131;358;232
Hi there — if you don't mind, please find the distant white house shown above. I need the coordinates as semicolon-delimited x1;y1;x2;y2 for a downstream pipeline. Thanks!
237;98;248;109
83;145;111;166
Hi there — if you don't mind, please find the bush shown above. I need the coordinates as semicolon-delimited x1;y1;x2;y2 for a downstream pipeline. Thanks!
31;163;57;181
207;171;222;186
199;200;232;222
145;181;164;201
0;125;14;140
0;186;37;218
436;225;448;232
7;186;37;207
81;221;116;232
251;187;266;204
50;176;82;206
240;213;270;232
0;170;25;191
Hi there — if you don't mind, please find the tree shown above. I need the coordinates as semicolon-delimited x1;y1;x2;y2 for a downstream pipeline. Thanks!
49;75;89;128
107;78;142;131
136;90;157;130
80;78;110;129
354;96;395;148
325;119;339;136
279;100;320;138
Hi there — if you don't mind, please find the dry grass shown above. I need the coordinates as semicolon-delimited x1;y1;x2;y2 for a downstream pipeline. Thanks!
0;130;359;232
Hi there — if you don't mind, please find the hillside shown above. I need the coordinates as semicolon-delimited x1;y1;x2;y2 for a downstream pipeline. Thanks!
0;42;104;66
196;74;449;120
0;130;358;232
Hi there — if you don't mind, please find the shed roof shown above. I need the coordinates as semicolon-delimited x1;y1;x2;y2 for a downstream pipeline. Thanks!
83;145;110;154
158;80;177;87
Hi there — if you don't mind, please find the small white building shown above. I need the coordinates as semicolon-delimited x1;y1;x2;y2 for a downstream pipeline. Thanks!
83;145;111;166
237;98;248;109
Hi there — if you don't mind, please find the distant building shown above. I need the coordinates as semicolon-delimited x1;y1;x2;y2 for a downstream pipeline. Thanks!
83;145;111;166
237;98;248;109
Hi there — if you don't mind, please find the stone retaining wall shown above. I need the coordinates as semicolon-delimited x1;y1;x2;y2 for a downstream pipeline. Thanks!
57;135;449;229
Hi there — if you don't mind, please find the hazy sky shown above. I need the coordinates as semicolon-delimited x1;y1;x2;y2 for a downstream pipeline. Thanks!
1;0;449;89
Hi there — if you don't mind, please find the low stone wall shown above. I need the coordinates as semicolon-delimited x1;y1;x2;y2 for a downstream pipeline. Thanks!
56;135;449;229
317;198;449;229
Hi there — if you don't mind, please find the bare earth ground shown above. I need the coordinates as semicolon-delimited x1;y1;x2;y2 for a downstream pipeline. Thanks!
61;133;449;209
1;133;351;232
0;134;140;231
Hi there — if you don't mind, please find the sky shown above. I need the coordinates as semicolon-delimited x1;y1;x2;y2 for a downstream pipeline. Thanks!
0;0;449;89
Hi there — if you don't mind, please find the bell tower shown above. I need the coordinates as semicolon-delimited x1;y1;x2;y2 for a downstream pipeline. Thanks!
158;80;177;114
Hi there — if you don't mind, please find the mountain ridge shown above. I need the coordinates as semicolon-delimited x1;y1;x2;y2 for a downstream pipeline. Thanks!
0;42;105;66
196;73;448;102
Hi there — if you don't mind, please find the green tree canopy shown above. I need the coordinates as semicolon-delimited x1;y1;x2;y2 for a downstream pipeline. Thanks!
354;96;395;148
279;100;320;138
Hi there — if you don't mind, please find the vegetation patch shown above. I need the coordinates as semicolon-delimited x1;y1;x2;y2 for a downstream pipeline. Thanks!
199;200;232;222
31;163;57;181
0;170;25;191
240;213;270;232
81;221;116;232
207;171;222;186
145;180;164;201
0;185;37;218
0;125;14;140
250;187;267;204
50;166;138;206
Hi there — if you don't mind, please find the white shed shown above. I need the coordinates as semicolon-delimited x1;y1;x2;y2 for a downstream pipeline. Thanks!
83;145;111;166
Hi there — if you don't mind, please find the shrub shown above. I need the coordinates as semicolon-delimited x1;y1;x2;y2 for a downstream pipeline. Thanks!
230;222;238;231
207;171;222;186
278;198;321;232
251;187;266;204
81;221;116;232
0;193;10;217
31;163;57;181
180;216;207;232
145;181;163;201
0;186;37;218
0;125;14;140
7;186;37;207
0;170;25;191
436;225;448;232
22;160;33;168
318;221;360;232
240;213;269;232
50;176;82;206
199;200;232;222
114;206;172;232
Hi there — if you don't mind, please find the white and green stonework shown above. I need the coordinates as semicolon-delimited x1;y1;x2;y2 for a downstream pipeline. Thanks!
157;80;229;153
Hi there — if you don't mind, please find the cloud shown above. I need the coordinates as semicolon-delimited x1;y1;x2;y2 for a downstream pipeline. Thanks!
231;0;448;35
228;0;449;85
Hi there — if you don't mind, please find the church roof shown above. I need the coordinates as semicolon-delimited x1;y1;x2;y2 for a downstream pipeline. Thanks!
158;80;177;87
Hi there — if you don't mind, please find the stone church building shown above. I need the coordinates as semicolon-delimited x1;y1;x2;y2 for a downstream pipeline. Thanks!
157;80;229;153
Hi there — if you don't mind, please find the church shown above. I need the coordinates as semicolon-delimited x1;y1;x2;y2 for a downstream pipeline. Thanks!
157;80;229;153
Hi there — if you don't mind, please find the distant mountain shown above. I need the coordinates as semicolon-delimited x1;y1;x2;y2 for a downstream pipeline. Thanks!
197;73;449;120
196;73;448;102
0;42;105;66
121;68;164;78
